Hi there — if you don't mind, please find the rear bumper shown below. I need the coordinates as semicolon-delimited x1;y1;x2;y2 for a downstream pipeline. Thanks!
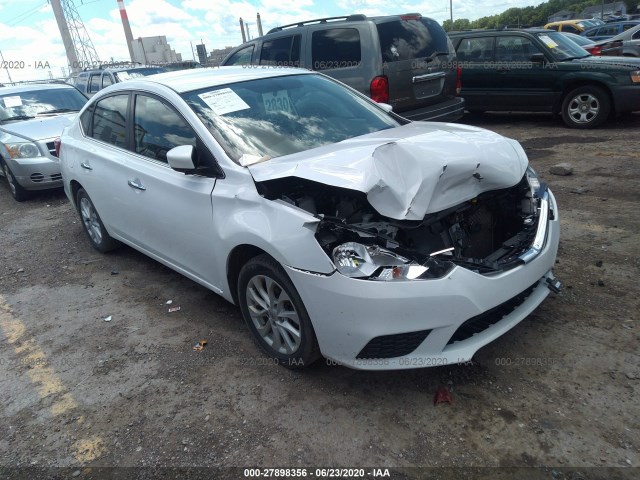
398;97;465;122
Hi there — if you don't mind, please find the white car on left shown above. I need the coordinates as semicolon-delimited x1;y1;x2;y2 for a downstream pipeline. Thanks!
0;83;87;201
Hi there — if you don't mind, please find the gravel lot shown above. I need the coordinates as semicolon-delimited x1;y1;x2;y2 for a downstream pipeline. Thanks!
1;112;638;480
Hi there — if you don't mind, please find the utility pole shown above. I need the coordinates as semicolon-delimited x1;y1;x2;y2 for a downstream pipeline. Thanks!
450;0;453;28
50;0;100;73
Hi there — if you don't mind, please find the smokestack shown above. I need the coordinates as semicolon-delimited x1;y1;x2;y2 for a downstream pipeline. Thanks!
239;17;246;43
117;0;135;62
257;13;264;37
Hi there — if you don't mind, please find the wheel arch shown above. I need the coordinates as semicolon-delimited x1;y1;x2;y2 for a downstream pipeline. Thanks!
555;80;614;115
69;179;84;208
226;244;273;305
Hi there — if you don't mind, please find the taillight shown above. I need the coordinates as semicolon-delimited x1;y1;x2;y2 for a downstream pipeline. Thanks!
455;65;462;95
54;138;61;157
589;46;602;55
370;75;389;103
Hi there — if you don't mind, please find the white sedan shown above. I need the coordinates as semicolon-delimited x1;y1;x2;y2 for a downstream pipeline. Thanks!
59;67;561;370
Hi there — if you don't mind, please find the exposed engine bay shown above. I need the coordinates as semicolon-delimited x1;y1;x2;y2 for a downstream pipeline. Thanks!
257;172;548;278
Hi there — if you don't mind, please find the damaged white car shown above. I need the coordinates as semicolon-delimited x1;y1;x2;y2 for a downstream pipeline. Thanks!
59;67;561;370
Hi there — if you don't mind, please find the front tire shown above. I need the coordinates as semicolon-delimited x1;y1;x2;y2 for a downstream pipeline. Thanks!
238;254;320;369
2;162;29;202
76;188;119;252
561;85;610;128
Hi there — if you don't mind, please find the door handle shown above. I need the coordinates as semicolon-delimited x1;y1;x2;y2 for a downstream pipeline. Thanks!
80;162;92;170
128;179;146;191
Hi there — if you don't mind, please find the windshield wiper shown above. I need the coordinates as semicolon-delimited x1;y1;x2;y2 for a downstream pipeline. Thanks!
2;115;35;122
36;108;79;115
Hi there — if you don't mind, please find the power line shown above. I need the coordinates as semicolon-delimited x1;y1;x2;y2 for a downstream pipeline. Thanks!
6;2;49;26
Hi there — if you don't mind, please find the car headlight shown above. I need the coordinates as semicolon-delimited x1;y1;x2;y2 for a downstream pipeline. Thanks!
525;166;541;193
332;242;429;280
3;142;42;159
631;70;640;83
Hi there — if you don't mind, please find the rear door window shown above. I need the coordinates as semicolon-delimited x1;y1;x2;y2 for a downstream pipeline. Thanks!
376;17;450;62
260;35;301;67
91;94;128;148
312;28;361;70
89;74;101;93
456;37;494;62
225;45;254;66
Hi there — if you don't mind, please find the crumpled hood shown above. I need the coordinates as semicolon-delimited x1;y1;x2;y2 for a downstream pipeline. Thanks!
1;113;76;141
249;122;528;221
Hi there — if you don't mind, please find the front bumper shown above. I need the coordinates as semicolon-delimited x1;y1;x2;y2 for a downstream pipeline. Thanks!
6;155;62;191
611;85;640;113
286;191;560;370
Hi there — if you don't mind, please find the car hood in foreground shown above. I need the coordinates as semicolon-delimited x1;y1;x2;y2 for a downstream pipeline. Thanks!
249;122;528;221
1;113;77;141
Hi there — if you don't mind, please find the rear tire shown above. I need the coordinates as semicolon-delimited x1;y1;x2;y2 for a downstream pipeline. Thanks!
76;188;119;252
561;85;610;128
238;254;321;369
2;162;29;202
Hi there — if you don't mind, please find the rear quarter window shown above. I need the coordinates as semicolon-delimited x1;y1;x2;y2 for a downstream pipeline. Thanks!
312;28;361;70
225;45;254;66
376;18;450;62
260;35;301;67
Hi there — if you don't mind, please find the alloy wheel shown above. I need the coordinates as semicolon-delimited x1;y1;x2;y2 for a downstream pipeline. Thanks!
245;274;302;355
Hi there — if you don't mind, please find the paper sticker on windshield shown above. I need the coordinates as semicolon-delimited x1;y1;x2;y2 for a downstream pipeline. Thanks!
3;96;23;108
539;35;558;48
199;88;250;115
262;90;294;114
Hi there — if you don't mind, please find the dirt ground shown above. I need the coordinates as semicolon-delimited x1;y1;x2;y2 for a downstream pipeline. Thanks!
0;112;638;480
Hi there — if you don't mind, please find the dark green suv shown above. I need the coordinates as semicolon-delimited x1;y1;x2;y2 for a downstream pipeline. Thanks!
448;29;640;128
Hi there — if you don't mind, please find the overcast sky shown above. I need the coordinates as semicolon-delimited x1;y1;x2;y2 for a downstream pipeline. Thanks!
0;0;542;82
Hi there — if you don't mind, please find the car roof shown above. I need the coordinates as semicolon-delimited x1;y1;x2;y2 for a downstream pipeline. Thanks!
448;28;547;36
0;83;76;94
545;19;591;26
112;66;313;94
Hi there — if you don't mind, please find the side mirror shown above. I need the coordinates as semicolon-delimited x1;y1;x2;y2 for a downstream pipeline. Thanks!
530;53;546;64
167;145;196;172
378;102;394;113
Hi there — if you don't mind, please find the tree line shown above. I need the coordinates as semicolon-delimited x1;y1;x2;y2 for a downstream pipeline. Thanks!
442;0;640;31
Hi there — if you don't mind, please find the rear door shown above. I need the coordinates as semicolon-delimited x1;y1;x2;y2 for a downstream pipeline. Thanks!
375;16;457;114
307;25;369;94
451;35;496;110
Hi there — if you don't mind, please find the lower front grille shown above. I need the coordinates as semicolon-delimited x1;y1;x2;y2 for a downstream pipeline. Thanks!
357;329;432;359
30;173;44;182
447;282;538;345
51;173;62;181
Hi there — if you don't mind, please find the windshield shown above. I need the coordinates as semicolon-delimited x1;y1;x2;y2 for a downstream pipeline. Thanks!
115;68;166;81
181;74;400;165
534;31;590;60
0;87;87;123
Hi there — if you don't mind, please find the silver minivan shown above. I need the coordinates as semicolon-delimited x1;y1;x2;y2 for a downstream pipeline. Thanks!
222;13;465;121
